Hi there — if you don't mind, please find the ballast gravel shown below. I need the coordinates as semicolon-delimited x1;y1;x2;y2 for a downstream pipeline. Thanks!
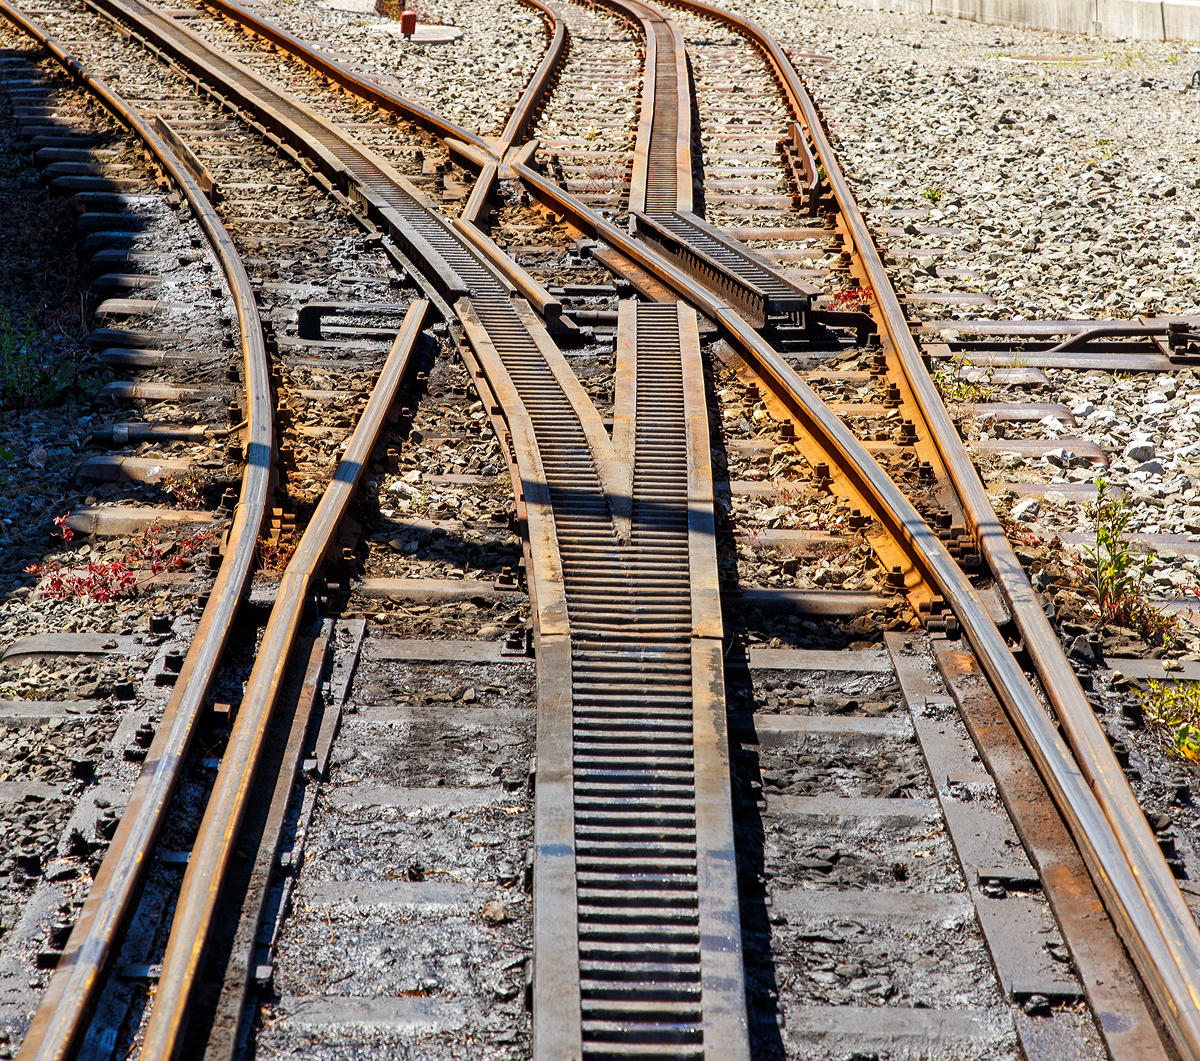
234;0;545;137
690;1;1200;618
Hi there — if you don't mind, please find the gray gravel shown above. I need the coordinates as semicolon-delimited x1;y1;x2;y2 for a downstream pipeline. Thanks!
228;0;546;136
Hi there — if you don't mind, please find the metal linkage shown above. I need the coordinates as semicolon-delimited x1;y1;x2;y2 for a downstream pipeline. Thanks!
632;210;811;327
0;8;274;1061
594;0;813;332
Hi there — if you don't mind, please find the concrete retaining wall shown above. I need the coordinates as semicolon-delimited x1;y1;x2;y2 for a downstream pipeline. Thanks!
832;0;1200;42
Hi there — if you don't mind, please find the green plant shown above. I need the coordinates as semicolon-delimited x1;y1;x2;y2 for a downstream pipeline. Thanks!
922;187;943;205
1138;680;1200;763
932;352;998;407
1080;478;1177;643
0;309;95;409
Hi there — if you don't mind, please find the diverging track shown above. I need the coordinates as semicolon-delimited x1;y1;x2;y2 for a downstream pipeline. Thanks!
464;293;749;1058
6;0;1200;1056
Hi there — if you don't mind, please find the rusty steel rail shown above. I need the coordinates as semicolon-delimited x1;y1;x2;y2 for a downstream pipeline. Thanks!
603;0;691;216
139;299;430;1057
657;6;1200;1058
509;37;1200;1061
499;0;568;151
202;0;492;155
0;5;274;1061
515;147;1200;1059
205;0;567;231
519;0;1200;1055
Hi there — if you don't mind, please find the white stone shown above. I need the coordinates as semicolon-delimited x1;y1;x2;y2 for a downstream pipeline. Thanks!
1125;440;1157;463
1011;497;1040;522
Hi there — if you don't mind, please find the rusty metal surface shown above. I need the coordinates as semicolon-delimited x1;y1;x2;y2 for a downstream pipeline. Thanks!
204;0;492;153
680;304;749;1057
459;288;750;1056
887;634;1100;1058
200;632;331;1061
508;10;1200;1055
932;643;1172;1061
499;0;568;151
136;301;430;1058
685;10;1200;1057
0;7;274;1061
14;0;1196;1053
525;0;1200;1053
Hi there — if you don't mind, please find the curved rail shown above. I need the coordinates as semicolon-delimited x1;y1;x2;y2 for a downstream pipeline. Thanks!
605;0;691;217
459;0;567;227
524;0;1200;1055
653;4;1200;1056
0;5;274;1061
11;0;1199;1054
500;0;568;151
203;0;492;154
507;20;1200;1061
140;300;429;1056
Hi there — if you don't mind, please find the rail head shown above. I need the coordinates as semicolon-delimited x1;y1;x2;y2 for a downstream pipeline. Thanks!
0;5;273;1061
137;300;431;1059
203;0;494;154
514;98;1200;1055
620;2;1200;1057
500;0;569;151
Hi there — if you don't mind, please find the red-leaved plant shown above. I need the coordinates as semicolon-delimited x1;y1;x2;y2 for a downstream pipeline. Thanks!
26;514;213;602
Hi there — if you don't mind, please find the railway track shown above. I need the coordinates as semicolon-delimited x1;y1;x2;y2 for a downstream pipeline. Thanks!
0;0;1197;1059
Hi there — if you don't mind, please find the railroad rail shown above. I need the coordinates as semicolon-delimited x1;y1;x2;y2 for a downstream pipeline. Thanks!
3;1;753;1058
500;0;1200;1057
0;5;274;1058
0;0;1198;1059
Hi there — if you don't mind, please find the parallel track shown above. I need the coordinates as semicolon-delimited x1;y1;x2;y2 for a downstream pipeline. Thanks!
501;0;1200;1058
0;7;274;1059
3;0;1200;1059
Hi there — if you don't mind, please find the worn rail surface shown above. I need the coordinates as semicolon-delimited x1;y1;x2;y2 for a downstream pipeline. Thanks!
502;0;1200;1058
4;0;1200;1058
0;6;275;1060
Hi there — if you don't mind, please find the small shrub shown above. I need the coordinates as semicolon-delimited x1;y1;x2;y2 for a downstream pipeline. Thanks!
933;352;998;408
1080;478;1178;644
831;285;874;309
0;309;96;410
1138;680;1200;764
162;470;209;510
256;535;296;573
26;517;213;601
